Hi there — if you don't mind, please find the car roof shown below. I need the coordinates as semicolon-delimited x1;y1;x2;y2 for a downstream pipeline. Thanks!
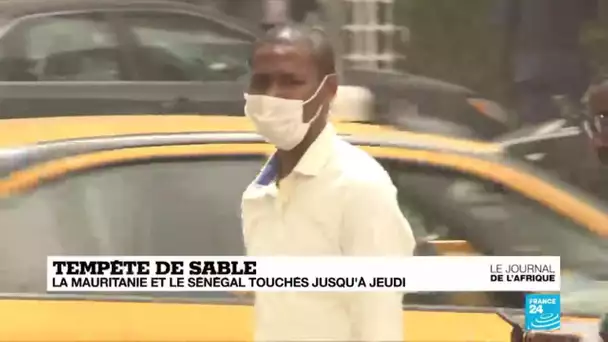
0;115;502;154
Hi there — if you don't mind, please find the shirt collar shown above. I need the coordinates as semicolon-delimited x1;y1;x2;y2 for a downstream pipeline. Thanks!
244;124;336;198
255;153;279;186
293;123;336;177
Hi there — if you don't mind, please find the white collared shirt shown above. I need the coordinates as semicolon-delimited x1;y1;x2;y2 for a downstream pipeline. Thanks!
241;124;416;342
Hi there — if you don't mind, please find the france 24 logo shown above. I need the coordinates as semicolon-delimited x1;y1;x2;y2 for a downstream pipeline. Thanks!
525;293;561;331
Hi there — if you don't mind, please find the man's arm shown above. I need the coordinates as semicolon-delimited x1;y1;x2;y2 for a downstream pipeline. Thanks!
341;177;416;342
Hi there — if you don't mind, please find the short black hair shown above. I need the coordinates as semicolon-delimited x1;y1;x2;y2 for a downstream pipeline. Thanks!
250;23;336;78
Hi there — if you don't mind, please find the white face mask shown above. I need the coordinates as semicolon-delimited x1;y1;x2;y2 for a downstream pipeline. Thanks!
244;74;334;150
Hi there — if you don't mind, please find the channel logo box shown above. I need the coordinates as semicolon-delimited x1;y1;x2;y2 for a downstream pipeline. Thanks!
525;293;561;331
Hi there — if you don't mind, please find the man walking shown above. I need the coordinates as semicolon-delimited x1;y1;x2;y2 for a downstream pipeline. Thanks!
241;24;415;341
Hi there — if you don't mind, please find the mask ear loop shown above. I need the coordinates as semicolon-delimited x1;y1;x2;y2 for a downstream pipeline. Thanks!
303;73;337;123
308;102;325;124
304;73;336;105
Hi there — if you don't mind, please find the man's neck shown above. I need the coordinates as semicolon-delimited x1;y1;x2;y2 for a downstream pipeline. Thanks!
276;143;307;183
276;122;326;183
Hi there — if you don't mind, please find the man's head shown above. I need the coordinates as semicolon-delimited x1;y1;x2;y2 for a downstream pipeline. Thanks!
588;80;608;119
588;81;608;137
244;24;338;151
587;80;608;163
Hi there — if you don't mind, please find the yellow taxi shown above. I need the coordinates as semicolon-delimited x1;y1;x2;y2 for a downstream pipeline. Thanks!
0;108;606;341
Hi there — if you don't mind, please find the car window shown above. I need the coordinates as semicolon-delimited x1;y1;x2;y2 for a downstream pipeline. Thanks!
123;11;252;82
0;13;124;81
0;156;264;298
386;162;608;262
381;160;608;308
561;272;608;315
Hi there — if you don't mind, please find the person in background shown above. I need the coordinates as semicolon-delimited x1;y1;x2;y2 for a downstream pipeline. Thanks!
588;79;608;157
585;80;608;201
240;24;415;341
492;0;598;126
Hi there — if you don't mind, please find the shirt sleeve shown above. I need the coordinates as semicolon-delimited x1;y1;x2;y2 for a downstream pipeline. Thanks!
340;177;416;342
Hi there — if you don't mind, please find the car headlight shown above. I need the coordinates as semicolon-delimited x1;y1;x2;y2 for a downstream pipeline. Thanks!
467;98;511;125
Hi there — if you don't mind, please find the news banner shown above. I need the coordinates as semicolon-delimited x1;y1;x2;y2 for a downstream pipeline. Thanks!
48;256;560;292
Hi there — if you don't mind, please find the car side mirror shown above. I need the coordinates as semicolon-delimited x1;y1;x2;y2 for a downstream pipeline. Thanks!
329;85;375;123
552;95;588;123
